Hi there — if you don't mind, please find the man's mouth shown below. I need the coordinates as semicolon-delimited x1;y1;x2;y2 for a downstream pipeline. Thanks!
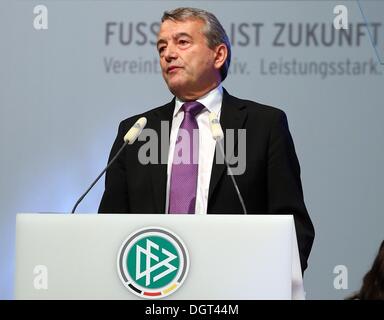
167;66;182;73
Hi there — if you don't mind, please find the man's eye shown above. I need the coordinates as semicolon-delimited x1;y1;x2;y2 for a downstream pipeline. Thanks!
158;47;165;53
179;40;189;45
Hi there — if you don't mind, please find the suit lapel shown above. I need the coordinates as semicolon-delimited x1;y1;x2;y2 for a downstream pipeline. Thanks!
208;89;247;202
150;100;174;213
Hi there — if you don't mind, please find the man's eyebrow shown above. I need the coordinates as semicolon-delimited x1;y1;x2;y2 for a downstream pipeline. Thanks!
173;32;192;40
156;38;167;48
157;32;192;47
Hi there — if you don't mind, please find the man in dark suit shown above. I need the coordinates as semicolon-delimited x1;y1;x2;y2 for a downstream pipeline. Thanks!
99;7;314;272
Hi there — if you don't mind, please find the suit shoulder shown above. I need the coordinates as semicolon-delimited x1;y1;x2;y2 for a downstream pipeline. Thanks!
228;93;287;120
118;100;173;128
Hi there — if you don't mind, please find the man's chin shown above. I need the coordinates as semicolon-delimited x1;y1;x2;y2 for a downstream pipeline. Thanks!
167;83;188;99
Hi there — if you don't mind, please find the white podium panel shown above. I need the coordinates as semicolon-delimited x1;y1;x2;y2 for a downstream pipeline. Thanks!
15;214;304;300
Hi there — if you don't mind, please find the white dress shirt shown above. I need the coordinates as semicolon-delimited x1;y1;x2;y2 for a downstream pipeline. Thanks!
165;85;223;214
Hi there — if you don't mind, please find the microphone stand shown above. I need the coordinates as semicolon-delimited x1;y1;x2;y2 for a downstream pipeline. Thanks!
216;139;247;214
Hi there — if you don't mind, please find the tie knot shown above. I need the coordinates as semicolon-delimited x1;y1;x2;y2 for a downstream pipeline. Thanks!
182;101;205;117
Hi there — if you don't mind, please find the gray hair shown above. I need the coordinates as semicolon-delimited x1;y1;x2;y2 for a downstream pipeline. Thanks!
161;7;231;81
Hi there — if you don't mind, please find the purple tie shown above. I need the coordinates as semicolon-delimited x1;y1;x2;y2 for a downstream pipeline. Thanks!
169;101;205;214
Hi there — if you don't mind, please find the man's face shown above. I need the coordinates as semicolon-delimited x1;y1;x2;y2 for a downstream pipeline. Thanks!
157;18;222;100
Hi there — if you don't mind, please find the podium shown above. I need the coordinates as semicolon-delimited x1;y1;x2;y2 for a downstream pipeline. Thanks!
15;213;304;299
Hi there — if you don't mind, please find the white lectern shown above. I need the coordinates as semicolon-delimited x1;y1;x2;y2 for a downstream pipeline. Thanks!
15;214;304;299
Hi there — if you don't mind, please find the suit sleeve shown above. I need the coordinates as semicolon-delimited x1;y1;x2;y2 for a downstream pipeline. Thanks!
98;121;130;213
267;110;315;272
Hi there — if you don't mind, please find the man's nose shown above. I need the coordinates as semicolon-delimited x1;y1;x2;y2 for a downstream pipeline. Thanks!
164;45;178;62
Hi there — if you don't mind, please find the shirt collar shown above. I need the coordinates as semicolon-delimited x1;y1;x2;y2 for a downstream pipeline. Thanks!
173;84;223;117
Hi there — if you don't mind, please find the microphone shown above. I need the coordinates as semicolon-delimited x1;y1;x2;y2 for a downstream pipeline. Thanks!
71;117;147;213
208;112;247;214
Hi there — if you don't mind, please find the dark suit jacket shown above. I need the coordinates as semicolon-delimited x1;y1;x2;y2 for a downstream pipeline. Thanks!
99;89;315;272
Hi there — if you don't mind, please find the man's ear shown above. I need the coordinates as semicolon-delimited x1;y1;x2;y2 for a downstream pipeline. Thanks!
213;44;228;70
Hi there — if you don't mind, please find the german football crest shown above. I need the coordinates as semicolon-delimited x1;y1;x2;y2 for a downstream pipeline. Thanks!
117;227;189;299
